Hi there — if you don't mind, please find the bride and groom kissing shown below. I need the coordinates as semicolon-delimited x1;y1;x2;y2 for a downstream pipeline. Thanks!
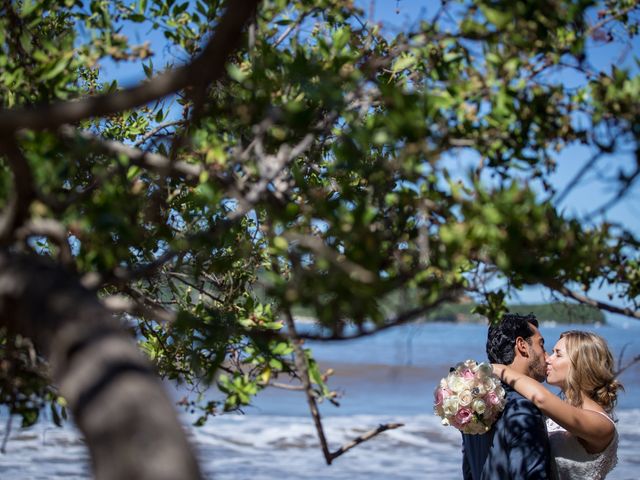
462;313;621;480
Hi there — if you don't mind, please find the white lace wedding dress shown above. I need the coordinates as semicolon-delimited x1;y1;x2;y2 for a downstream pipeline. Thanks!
546;411;618;480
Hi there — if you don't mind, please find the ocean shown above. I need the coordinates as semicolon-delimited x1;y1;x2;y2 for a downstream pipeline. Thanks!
1;322;639;479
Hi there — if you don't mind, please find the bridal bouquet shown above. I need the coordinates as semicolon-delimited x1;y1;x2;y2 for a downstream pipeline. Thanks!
433;359;506;435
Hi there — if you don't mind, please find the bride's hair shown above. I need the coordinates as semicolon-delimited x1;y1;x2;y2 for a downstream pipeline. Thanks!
561;331;623;413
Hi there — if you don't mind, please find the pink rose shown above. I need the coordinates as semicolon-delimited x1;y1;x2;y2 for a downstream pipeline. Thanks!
455;407;473;426
461;369;475;380
485;392;501;406
434;387;452;406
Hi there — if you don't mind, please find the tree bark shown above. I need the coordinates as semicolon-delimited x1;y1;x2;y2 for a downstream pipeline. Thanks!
0;251;202;480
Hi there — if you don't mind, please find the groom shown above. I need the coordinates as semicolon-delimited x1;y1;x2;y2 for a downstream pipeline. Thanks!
462;313;552;479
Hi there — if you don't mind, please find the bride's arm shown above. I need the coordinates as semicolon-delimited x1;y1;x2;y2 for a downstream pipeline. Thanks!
491;364;615;452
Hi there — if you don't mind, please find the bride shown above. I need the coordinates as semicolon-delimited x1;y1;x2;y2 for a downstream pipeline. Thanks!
492;330;622;480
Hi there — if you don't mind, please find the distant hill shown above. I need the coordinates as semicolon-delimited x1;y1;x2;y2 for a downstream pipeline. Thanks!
423;302;606;324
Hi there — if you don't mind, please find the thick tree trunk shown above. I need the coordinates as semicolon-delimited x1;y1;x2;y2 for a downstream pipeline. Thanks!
0;251;202;480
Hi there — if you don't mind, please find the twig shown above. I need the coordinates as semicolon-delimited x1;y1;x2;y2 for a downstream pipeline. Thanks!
329;423;404;461
227;114;336;221
166;271;223;303
273;9;320;48
615;351;640;378
554;151;603;206
586;168;640;221
134;120;184;147
617;343;629;375
0;415;12;454
267;381;305;391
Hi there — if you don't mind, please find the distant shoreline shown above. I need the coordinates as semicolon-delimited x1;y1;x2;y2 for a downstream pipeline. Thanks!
291;301;606;326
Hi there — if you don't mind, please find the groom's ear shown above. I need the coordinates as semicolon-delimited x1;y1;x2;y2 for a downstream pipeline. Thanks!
515;336;529;358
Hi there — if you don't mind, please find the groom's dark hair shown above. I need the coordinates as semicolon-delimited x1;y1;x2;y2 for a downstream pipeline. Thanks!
486;313;539;364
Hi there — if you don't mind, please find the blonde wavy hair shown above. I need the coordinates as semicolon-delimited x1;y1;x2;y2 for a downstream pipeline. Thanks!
560;330;623;413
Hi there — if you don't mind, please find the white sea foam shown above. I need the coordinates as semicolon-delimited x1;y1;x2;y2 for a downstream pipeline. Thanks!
192;410;640;479
3;410;638;479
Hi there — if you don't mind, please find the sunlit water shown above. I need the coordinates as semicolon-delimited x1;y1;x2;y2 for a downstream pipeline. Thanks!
1;323;639;479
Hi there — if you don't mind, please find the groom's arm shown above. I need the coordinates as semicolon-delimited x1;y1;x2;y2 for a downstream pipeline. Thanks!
504;397;551;479
461;441;473;480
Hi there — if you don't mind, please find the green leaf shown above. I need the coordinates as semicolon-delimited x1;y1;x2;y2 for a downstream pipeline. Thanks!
392;53;416;74
20;0;39;17
273;236;288;250
227;64;248;83
481;6;512;29
20;409;39;428
41;57;71;81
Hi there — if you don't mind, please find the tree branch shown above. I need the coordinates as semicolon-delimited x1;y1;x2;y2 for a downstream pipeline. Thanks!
0;251;201;479
283;307;333;464
298;291;461;341
587;4;640;38
281;308;407;464
0;136;35;245
283;232;377;284
57;125;203;180
102;292;177;324
0;1;260;132
15;218;74;268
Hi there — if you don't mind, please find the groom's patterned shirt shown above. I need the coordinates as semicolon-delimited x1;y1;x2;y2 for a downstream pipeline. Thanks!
461;384;552;480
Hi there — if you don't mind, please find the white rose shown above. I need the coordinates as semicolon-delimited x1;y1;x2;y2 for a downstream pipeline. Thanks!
443;396;459;416
459;390;473;406
477;362;493;378
448;375;465;393
472;399;486;415
463;359;476;369
484;378;497;392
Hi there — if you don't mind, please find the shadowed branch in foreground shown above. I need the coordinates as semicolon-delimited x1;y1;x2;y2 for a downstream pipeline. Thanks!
0;252;202;480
